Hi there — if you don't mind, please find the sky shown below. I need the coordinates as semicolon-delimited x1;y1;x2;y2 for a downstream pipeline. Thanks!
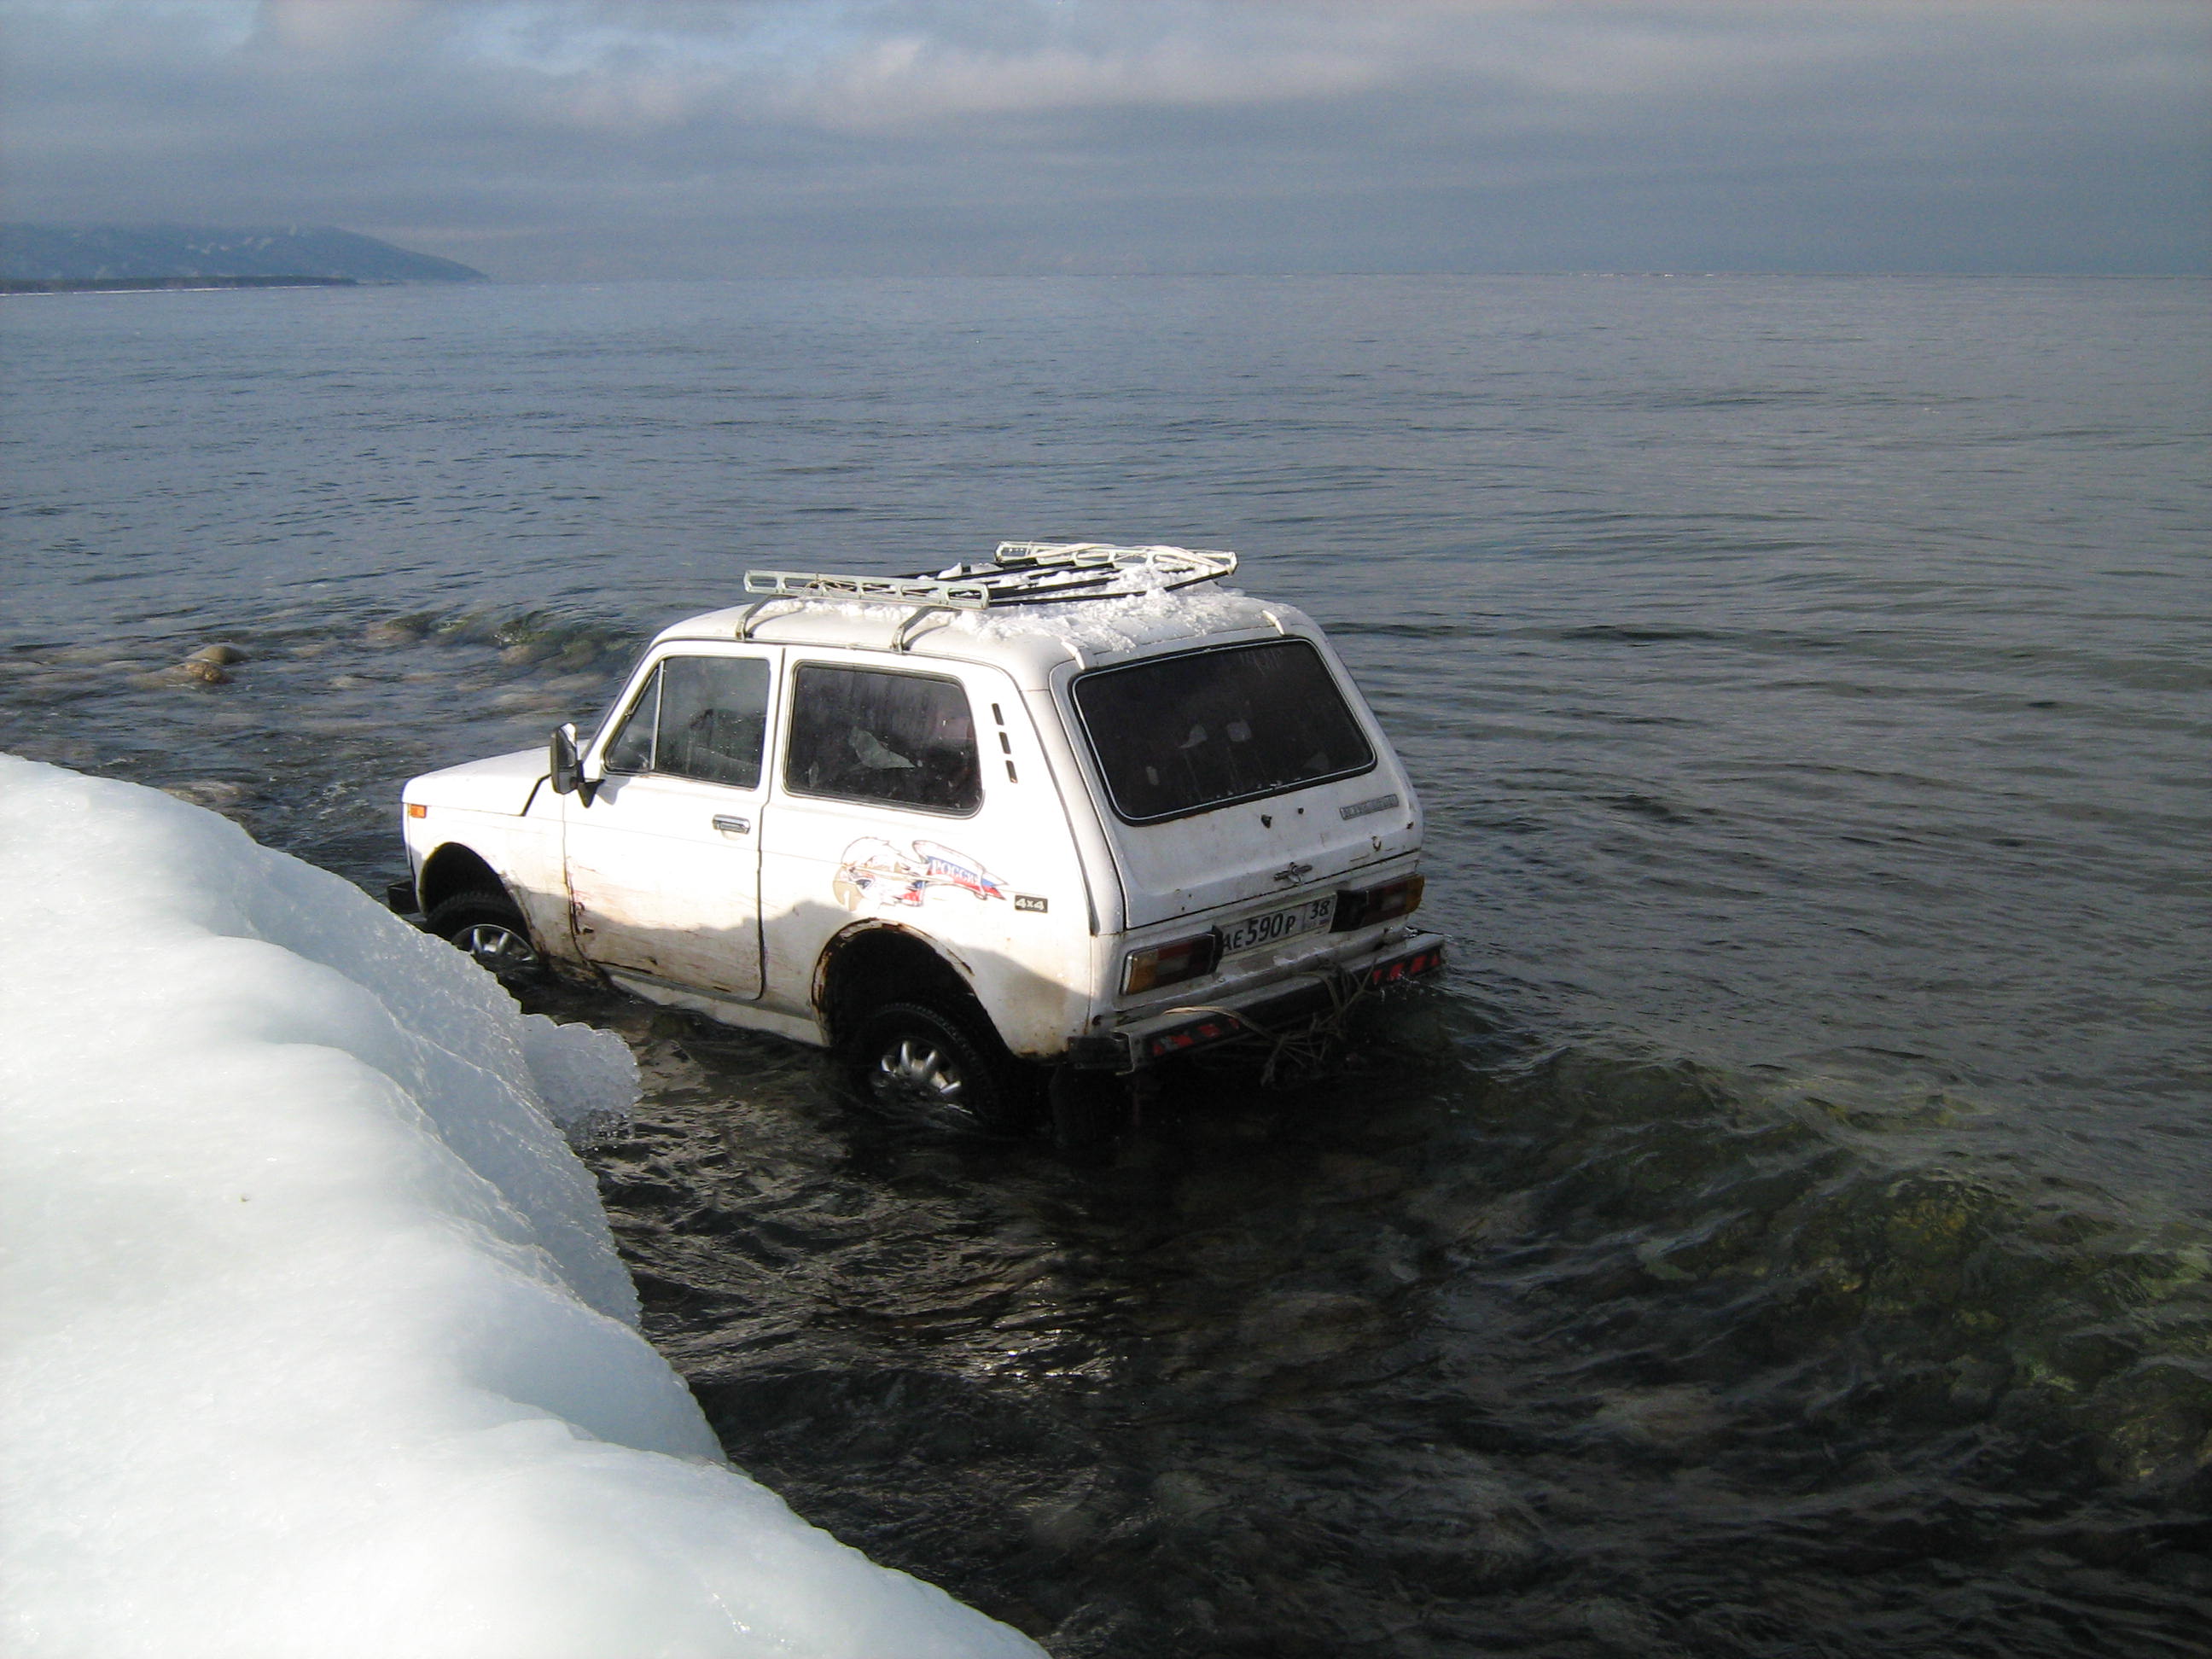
3;1;2206;278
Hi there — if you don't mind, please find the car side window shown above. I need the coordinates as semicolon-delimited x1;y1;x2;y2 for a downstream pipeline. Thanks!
602;656;771;789
784;665;980;814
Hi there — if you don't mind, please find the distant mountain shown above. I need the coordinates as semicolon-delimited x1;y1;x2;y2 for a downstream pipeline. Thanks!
0;224;486;283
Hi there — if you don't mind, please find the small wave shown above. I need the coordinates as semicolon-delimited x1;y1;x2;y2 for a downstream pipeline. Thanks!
1416;1025;2212;1496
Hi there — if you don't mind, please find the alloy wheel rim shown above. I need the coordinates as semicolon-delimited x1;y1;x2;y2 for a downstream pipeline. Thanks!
876;1037;965;1103
457;922;535;972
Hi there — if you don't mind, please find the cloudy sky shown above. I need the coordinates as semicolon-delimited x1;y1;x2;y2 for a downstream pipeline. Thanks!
3;1;2205;278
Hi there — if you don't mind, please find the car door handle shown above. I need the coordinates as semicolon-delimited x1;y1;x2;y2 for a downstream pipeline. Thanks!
712;814;751;835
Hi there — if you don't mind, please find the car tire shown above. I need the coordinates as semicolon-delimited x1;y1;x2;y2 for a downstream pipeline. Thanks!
426;889;542;983
853;1000;1030;1132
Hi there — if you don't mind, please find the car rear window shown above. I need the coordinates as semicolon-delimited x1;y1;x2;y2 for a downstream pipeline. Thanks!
1072;639;1375;823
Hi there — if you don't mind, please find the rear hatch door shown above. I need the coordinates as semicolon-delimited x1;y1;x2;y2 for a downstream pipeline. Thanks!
1062;635;1420;928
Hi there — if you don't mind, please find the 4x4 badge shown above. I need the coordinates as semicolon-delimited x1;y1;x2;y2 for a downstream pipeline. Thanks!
1272;861;1314;884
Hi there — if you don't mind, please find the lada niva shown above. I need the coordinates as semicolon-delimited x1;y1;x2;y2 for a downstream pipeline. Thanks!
395;541;1445;1140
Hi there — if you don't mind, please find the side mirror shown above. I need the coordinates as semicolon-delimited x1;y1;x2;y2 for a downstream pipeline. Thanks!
549;723;597;803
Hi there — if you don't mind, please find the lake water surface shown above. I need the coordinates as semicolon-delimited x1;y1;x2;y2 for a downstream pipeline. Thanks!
3;274;2208;1656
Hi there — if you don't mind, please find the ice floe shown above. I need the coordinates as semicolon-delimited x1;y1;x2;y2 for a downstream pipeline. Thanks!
0;754;1040;1659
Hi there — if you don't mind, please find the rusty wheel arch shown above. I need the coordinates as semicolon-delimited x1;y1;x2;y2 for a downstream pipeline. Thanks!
416;842;512;917
814;921;981;1052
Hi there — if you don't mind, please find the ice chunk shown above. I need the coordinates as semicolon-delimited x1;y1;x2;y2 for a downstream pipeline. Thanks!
519;1010;638;1137
0;755;1042;1659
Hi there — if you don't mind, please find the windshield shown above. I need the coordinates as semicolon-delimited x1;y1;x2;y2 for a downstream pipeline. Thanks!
1072;638;1375;824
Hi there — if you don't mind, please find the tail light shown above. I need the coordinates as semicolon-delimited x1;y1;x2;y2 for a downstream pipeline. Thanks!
1332;873;1424;932
1145;1012;1244;1060
1121;932;1221;996
1365;942;1446;987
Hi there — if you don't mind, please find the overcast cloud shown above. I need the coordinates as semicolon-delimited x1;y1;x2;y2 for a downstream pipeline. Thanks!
3;1;2205;276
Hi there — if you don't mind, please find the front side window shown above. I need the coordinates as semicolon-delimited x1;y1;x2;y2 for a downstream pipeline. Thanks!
784;665;981;814
602;655;771;789
1074;638;1375;823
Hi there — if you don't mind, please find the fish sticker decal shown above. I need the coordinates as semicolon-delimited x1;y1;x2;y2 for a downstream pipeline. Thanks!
833;837;1009;911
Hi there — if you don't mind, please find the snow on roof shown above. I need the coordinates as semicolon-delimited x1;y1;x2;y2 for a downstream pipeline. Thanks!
0;755;1041;1659
666;581;1303;679
958;579;1289;655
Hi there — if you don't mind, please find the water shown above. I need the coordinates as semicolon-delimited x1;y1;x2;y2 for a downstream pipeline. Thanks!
4;275;2209;1655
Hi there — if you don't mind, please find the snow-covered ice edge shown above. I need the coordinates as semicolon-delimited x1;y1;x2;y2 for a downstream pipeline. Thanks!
0;756;1042;1659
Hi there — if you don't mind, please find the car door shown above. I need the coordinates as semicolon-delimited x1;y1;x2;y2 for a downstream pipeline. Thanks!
562;647;776;1000
756;654;1093;1049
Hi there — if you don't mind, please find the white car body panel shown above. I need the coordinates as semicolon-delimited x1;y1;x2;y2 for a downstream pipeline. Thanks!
564;766;768;1000
410;749;547;817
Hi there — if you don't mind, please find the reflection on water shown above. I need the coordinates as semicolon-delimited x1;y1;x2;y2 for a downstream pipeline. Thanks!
547;974;2210;1657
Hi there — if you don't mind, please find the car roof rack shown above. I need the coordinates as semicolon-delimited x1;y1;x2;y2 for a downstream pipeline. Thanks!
740;568;995;610
742;540;1237;613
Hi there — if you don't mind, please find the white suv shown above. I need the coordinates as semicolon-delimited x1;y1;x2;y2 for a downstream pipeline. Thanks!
396;542;1444;1138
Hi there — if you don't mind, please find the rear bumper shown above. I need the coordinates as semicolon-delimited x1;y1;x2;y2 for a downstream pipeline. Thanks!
1105;932;1447;1069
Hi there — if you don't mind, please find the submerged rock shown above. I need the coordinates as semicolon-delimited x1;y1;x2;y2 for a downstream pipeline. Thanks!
1588;1384;1729;1452
2087;1358;2212;1483
139;659;230;687
1147;1470;1221;1523
492;688;564;712
1316;1152;1407;1202
1236;1289;1387;1364
186;643;247;666
157;780;252;821
159;780;250;812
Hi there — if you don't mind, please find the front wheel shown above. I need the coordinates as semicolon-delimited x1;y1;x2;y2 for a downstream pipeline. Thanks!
852;1001;1029;1132
426;890;541;983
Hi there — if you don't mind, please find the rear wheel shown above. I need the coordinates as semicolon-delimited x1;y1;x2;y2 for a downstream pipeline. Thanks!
426;890;541;983
852;1000;1029;1132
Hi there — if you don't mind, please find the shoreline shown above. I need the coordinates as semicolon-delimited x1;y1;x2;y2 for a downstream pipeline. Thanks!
0;274;364;294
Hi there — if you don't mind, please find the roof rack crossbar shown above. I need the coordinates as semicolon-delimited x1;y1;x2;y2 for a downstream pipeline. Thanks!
742;569;994;610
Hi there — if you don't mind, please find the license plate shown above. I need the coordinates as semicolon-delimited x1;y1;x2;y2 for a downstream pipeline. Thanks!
1218;894;1337;957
